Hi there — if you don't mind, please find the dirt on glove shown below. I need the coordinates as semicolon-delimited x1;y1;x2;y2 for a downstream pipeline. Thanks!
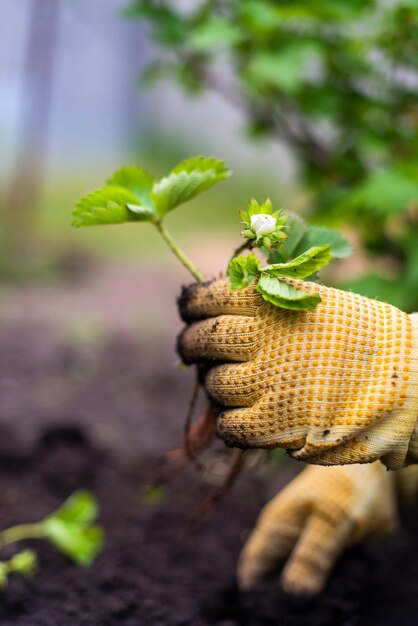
0;322;417;626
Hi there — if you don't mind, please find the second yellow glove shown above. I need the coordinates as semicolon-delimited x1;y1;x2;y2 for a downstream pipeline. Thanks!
237;462;397;595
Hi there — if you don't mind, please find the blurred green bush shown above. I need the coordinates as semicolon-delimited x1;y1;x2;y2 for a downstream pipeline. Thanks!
126;0;418;310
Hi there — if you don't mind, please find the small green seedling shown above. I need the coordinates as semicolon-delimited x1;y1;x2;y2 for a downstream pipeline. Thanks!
0;490;104;589
73;156;351;310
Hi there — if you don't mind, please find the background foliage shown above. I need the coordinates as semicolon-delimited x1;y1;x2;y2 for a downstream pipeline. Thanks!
127;0;418;310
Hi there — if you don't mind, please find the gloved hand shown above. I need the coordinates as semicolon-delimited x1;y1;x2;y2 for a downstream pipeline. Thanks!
178;278;418;470
237;462;397;595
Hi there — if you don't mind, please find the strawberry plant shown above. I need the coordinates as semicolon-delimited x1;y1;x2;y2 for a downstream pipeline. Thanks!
0;490;104;588
125;0;418;311
72;155;351;510
73;157;351;311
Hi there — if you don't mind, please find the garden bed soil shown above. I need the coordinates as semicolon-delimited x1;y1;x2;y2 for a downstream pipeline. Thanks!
0;322;417;625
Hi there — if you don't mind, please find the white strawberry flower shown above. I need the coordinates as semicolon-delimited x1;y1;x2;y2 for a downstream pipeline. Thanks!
250;213;277;237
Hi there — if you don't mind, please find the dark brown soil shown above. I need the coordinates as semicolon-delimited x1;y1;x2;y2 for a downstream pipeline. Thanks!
0;322;416;625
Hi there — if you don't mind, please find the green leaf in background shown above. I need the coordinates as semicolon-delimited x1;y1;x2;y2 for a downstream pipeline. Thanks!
228;253;260;290
293;226;352;259
151;156;231;217
42;518;104;567
187;18;243;51
125;0;418;312
122;1;185;45
107;166;155;208
346;168;418;216
258;274;321;311
268;216;351;263
50;490;99;525
248;43;324;93
340;274;408;310
262;244;332;278
72;186;147;227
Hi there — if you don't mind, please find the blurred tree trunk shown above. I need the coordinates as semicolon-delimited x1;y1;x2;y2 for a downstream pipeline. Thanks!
3;0;59;271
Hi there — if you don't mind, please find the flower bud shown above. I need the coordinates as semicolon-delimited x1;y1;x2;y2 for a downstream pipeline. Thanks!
250;214;277;237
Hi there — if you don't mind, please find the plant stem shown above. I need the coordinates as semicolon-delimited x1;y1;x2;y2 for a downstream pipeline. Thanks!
0;524;44;547
154;221;206;283
228;240;252;265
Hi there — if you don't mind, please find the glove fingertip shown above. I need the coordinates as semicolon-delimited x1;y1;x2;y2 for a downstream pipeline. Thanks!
177;280;215;323
281;571;324;598
236;563;260;591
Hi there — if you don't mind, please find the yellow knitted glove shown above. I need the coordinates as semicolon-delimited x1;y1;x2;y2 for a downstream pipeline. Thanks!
178;279;418;469
237;462;397;595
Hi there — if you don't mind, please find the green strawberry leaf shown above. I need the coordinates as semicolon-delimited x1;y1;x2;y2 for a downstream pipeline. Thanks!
106;166;155;209
269;214;307;262
262;244;332;279
151;156;231;217
257;274;321;311
125;204;156;220
294;226;352;259
72;186;152;227
228;253;260;290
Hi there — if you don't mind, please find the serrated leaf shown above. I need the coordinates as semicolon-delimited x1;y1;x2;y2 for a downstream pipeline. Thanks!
107;166;155;208
228;253;260;290
171;156;229;176
72;186;150;227
262;245;332;279
258;275;321;311
49;490;99;525
294;226;352;259
151;156;230;217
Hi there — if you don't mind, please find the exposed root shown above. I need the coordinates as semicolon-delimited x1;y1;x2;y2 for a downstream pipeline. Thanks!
141;374;247;526
183;449;247;536
140;377;219;495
